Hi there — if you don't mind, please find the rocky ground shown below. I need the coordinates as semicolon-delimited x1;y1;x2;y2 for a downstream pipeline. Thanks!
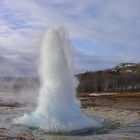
84;106;140;127
84;106;140;140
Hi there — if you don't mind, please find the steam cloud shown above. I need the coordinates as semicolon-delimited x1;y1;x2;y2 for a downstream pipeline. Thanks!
14;26;101;132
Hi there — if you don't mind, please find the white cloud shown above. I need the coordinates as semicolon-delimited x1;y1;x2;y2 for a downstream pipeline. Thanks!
1;0;140;50
0;0;46;53
0;22;42;53
36;0;140;48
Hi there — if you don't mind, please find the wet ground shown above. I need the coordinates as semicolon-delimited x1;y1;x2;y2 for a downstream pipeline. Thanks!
0;92;140;140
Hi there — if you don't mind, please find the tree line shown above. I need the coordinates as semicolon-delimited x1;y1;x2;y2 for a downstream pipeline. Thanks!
77;71;140;93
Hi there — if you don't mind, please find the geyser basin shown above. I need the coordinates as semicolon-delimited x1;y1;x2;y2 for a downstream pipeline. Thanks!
14;26;105;133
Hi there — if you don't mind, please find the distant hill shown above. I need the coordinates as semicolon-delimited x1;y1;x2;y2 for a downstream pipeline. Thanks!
77;63;140;94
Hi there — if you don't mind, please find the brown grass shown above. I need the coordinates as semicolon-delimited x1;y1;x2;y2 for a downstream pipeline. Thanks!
79;93;140;108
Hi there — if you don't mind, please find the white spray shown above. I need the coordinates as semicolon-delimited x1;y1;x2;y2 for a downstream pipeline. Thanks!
14;27;100;132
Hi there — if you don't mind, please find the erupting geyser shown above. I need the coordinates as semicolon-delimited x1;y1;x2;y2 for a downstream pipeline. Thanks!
14;27;102;132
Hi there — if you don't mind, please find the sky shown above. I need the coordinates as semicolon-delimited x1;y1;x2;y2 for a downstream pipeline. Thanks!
0;0;140;75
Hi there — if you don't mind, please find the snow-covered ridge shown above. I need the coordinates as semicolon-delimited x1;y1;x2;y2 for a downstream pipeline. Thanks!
111;63;140;73
117;63;136;68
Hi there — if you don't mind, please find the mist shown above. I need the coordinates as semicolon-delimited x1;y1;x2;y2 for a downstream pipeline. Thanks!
13;26;101;132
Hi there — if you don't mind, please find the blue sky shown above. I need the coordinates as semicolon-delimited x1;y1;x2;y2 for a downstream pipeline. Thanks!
0;0;140;74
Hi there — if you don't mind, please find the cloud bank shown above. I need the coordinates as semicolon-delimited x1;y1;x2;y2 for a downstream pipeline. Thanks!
0;0;140;74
